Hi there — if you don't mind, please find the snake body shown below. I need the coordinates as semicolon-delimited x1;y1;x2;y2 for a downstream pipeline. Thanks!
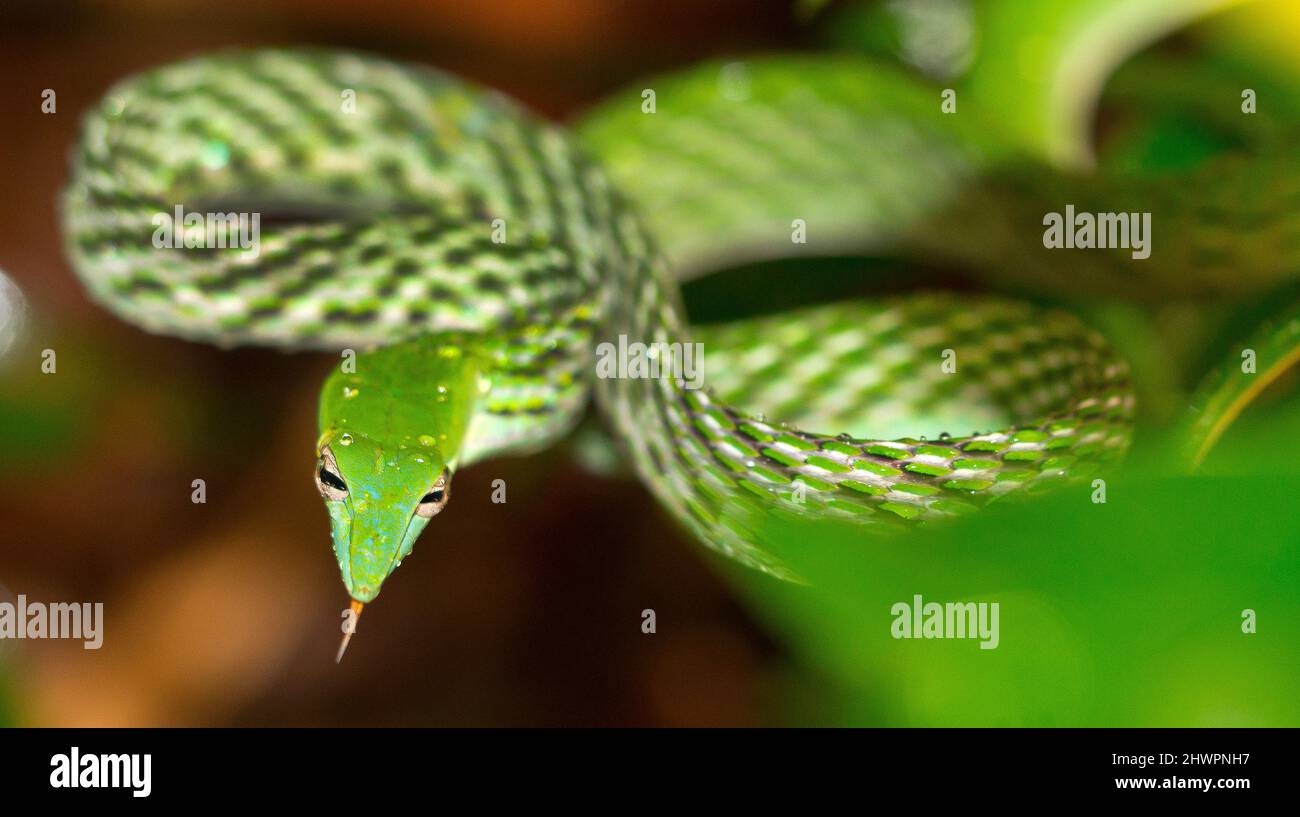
63;48;1137;599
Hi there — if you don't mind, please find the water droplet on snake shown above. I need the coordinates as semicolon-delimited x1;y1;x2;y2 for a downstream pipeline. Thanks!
339;433;354;446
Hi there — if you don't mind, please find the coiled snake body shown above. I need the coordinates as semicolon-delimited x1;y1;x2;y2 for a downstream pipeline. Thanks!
63;48;1137;609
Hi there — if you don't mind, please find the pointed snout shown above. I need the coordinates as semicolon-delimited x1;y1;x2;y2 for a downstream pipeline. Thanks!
340;505;423;603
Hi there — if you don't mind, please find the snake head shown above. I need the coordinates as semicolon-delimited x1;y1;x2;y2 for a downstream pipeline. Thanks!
315;433;451;603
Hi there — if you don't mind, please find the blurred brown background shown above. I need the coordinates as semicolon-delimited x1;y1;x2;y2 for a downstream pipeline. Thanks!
0;0;825;726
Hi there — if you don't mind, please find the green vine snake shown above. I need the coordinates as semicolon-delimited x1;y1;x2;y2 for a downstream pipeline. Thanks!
57;1;1299;657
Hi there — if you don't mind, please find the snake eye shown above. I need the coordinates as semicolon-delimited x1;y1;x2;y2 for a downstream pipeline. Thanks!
416;469;451;518
315;446;348;501
319;468;347;492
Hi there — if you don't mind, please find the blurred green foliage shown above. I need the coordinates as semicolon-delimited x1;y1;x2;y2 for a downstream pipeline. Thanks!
724;411;1300;725
697;1;1300;726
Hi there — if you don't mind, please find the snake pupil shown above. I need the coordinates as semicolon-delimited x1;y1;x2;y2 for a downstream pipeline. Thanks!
421;489;444;504
319;468;347;492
